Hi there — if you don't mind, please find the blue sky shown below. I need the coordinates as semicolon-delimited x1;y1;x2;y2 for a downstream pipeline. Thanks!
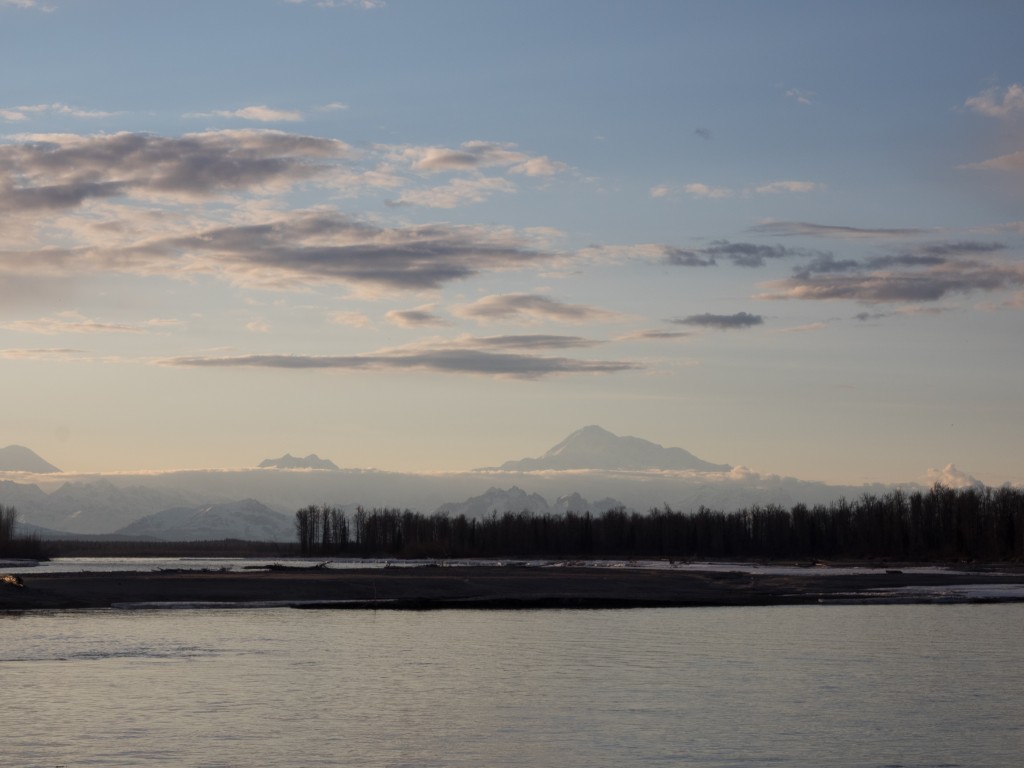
1;0;1022;485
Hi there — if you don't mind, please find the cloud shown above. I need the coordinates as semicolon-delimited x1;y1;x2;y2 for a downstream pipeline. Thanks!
0;347;87;360
1;202;553;294
194;106;304;123
664;241;819;269
0;312;145;334
682;181;822;199
386;305;449;327
328;310;371;327
771;322;826;334
694;128;711;140
753;180;824;194
749;221;928;238
453;293;619;324
162;347;638;379
964;84;1024;118
467;334;602;350
316;102;349;112
853;306;951;322
285;0;385;9
761;261;1024;304
671;312;763;329
615;329;691;341
0;130;349;211
785;88;815;105
649;185;672;199
959;150;1024;172
388;176;516;208
130;212;551;292
394;141;566;177
684;183;732;199
925;463;984;490
791;242;1005;280
0;103;114;121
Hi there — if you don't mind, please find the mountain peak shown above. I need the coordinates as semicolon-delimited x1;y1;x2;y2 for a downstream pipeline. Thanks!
493;426;730;472
0;445;61;473
258;453;339;470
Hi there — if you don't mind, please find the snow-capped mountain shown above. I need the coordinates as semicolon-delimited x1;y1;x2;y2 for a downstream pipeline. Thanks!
0;445;61;473
492;425;731;472
259;453;340;470
115;499;294;541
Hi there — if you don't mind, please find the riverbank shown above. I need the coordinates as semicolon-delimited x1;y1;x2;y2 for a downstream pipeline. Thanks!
4;564;1024;610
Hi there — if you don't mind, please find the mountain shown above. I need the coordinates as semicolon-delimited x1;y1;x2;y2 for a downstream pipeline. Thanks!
436;486;552;518
1;478;208;535
259;453;339;470
0;445;61;473
492;426;731;472
116;499;294;541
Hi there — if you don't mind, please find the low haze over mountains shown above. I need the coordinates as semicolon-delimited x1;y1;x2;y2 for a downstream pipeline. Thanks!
1;427;921;541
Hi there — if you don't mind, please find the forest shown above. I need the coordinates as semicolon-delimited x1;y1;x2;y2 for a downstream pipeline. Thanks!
295;484;1024;562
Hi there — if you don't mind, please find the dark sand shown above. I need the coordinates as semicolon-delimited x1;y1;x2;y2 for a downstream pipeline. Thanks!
3;565;1024;611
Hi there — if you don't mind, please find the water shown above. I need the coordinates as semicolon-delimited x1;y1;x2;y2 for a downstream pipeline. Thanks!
3;605;1022;767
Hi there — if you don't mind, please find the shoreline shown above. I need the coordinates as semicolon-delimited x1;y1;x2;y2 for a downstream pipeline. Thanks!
4;564;1024;611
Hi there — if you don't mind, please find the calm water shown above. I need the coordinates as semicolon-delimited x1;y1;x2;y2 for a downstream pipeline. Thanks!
3;604;1022;767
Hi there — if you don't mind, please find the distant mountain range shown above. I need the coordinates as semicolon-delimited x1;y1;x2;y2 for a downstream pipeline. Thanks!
1;427;904;540
436;486;626;518
259;453;339;470
490;425;731;472
116;499;293;541
0;445;61;473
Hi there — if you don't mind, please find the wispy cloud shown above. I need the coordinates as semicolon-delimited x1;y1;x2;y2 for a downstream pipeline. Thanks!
0;130;349;210
664;241;821;269
0;312;148;335
122;212;551;292
285;0;385;9
0;1;54;12
761;261;1024;304
467;334;602;350
615;329;691;341
694;127;712;140
959;150;1024;172
678;181;822;199
964;84;1024;118
671;312;763;330
187;106;304;123
749;221;928;238
753;180;824;194
162;346;637;379
388;176;516;208
328;310;371;327
784;87;815;105
0;347;87;360
386;305;449;327
453;294;619;324
393;141;566;177
0;103;115;121
684;183;732;199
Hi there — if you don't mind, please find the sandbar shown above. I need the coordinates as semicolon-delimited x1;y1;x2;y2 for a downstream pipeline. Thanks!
4;564;1024;611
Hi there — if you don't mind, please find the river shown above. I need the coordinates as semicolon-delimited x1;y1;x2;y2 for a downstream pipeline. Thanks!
3;602;1022;767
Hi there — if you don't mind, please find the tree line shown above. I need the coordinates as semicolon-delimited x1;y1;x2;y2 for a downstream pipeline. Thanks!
0;505;46;559
295;484;1024;561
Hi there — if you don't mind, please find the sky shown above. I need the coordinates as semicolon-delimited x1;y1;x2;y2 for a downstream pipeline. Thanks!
1;0;1022;486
